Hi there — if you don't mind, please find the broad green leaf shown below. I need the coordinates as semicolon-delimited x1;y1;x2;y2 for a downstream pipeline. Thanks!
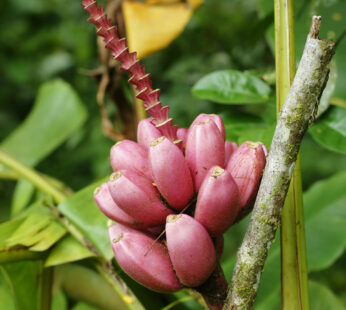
191;70;272;104
304;170;346;271
310;107;346;155
222;111;266;142
0;217;25;247
45;235;96;267
2;261;42;310
309;281;345;310
1;203;67;252
254;280;346;310
5;207;66;251
58;177;112;259
0;267;16;310
11;179;35;217
237;123;275;149
1;79;87;167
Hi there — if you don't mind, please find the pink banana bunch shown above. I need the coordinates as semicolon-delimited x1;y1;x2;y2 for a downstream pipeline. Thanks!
94;114;266;292
82;0;266;294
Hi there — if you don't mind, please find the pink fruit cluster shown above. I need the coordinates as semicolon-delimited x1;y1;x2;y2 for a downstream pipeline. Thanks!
94;113;267;292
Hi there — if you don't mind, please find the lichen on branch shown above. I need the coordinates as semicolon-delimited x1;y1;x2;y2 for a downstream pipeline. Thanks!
223;16;335;310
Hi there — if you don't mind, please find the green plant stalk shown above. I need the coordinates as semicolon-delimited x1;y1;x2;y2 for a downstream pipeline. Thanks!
0;248;45;264
132;85;147;124
0;149;66;204
37;264;53;310
274;0;310;309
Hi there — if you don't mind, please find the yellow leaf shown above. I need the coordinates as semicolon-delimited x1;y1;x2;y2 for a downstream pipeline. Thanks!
122;0;202;59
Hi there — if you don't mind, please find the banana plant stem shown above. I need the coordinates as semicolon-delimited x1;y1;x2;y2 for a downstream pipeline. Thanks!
274;1;310;309
0;149;66;204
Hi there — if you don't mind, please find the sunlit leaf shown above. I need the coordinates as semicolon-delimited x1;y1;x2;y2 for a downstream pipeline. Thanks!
192;70;272;104
58;177;112;259
11;179;35;217
123;0;202;58
1;203;67;252
1;79;87;167
310;107;346;155
45;235;96;267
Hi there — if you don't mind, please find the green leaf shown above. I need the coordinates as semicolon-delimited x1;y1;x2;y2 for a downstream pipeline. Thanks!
5;206;66;252
191;70;272;104
254;280;346;310
0;217;25;247
1;79;87;167
11;179;35;217
0;267;16;310
304;170;346;271
1;203;67;253
45;235;96;267
58;178;112;259
310;107;346;155
309;281;345;310
237;123;275;149
2;261;42;310
222;111;266;141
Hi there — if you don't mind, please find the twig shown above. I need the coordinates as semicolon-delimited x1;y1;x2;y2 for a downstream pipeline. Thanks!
223;16;335;310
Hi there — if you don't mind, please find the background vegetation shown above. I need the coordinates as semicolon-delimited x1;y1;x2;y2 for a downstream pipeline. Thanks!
0;0;345;309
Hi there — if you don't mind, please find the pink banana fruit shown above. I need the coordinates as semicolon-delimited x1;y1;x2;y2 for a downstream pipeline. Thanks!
110;140;152;180
185;118;225;191
194;166;240;236
189;113;226;140
94;182;147;228
226;141;266;220
137;118;162;149
149;136;194;210
108;170;173;226
166;214;216;287
108;223;182;292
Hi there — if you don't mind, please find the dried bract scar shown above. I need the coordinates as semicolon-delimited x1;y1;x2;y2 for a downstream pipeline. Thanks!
110;140;152;180
166;214;216;287
149;136;194;211
109;223;182;292
185;118;225;191
108;170;173;226
195;166;240;236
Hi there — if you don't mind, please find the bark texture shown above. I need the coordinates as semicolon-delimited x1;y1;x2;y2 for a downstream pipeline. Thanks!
223;16;335;310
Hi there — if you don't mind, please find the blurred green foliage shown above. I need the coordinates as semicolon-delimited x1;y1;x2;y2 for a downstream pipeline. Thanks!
0;0;345;309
